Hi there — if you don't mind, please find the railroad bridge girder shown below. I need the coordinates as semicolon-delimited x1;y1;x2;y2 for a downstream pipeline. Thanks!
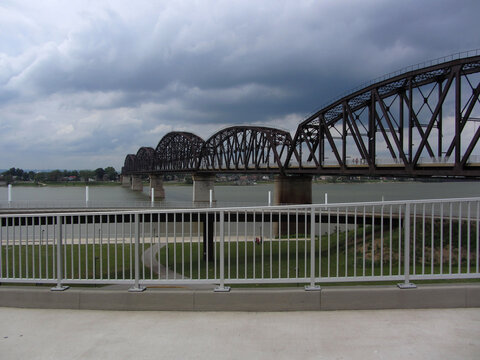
197;126;294;174
155;132;205;173
121;55;480;203
286;55;480;177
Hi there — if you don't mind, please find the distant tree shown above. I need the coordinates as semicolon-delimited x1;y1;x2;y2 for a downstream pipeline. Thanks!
4;173;13;184
34;172;46;183
94;168;105;181
48;170;63;182
79;170;95;182
104;166;118;181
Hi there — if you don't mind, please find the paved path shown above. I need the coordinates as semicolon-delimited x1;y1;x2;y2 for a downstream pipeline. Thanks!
0;307;479;359
141;243;187;280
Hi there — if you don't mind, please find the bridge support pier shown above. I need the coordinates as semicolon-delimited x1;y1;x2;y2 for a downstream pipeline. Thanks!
121;175;131;187
193;174;216;205
202;213;215;261
274;175;312;205
131;175;143;191
274;175;312;236
149;175;165;199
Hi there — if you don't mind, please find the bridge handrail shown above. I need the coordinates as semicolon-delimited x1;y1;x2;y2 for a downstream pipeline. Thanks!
2;196;480;217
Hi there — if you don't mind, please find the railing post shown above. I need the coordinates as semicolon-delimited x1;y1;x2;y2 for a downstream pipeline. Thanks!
215;210;230;292
51;215;69;291
306;206;321;291
398;203;416;289
129;213;146;292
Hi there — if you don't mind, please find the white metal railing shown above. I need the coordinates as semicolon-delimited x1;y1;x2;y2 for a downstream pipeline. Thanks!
1;197;479;291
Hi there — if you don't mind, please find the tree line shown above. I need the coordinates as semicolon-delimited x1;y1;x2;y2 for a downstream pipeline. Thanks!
1;167;118;183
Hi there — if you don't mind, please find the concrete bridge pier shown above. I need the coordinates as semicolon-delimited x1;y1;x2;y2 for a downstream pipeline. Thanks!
274;175;312;236
192;173;216;260
121;175;131;187
202;213;215;261
274;175;312;205
193;174;216;205
131;175;143;191
149;175;165;199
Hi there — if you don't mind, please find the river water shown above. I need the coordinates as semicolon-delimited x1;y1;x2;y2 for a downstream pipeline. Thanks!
0;181;479;208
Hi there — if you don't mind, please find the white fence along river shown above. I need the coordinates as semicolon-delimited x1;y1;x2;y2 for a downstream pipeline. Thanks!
0;197;479;291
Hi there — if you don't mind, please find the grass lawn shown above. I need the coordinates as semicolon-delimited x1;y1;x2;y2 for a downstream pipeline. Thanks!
0;244;148;280
158;221;479;281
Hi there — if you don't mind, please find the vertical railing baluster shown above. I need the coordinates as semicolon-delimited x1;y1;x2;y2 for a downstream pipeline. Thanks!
398;203;416;288
345;207;348;277
318;208;322;279
353;207;357;278
476;201;479;274
458;202;463;274
412;204;416;275
306;206;320;291
380;204;384;276
215;210;230;292
51;215;69;291
129;213;145;292
467;202;471;273
440;203;444;275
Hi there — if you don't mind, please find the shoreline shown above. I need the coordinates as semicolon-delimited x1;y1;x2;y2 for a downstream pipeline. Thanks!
3;177;479;188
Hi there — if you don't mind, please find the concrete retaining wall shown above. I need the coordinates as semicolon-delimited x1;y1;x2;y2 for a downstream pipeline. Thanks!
0;284;478;311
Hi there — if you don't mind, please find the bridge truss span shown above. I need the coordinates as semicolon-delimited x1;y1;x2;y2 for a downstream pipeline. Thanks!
122;54;480;179
286;55;480;177
154;132;205;173
121;154;137;175
135;147;156;172
198;126;295;173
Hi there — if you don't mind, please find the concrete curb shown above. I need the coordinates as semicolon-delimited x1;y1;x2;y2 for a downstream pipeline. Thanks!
0;284;479;311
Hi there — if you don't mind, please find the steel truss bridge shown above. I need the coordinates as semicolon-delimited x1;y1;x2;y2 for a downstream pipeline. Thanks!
123;54;480;178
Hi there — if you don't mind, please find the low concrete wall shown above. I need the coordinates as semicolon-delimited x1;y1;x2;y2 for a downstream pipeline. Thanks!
0;284;478;311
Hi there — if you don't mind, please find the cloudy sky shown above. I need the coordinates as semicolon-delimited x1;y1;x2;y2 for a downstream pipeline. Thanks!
1;0;479;171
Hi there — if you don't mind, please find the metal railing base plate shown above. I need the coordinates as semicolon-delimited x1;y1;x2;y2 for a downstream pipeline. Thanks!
51;285;70;292
128;286;146;293
397;283;417;289
214;286;231;293
305;285;321;291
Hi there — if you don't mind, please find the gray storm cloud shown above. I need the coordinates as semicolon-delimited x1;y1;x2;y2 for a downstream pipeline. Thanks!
0;0;479;169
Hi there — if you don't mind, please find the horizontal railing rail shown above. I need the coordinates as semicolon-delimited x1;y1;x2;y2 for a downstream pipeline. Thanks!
0;197;479;291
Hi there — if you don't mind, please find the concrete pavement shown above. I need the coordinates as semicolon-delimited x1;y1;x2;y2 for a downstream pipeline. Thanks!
0;307;479;359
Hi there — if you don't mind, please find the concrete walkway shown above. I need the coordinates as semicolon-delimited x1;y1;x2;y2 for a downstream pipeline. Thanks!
0;307;479;359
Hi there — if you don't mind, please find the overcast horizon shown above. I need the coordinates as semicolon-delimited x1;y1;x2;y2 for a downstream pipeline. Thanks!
1;0;479;171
